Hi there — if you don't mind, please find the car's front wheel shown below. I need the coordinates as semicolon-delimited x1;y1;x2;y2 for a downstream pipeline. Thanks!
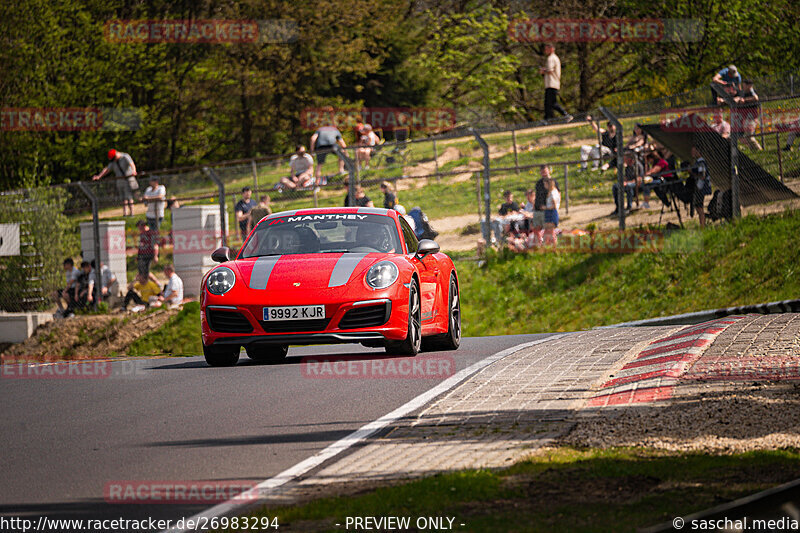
203;343;240;367
423;273;461;351
246;344;289;364
386;280;421;356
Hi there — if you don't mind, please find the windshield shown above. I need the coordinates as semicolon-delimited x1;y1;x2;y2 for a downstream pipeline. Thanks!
240;213;402;257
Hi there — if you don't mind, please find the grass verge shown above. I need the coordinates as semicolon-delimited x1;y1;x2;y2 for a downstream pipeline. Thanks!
460;210;800;336
126;301;202;356
228;447;800;533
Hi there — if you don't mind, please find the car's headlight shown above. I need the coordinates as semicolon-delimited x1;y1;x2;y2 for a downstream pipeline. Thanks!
207;267;236;295
365;261;399;290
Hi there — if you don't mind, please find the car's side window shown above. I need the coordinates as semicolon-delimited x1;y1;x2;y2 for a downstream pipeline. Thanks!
399;217;418;254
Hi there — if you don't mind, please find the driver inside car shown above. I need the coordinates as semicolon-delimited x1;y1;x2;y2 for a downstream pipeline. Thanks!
356;224;395;252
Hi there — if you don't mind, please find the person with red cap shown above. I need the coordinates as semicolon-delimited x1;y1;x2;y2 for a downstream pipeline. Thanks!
92;149;138;216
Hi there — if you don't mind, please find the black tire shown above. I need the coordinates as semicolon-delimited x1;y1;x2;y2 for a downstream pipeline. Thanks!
203;343;240;367
422;274;461;351
386;280;421;356
246;344;289;364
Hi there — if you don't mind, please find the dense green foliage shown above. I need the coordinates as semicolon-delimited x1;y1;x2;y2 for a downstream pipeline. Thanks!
460;210;800;335
2;0;798;189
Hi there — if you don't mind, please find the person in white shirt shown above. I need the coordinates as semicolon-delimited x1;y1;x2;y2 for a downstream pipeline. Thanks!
52;258;81;317
280;145;315;190
540;43;571;121
157;264;184;308
143;176;167;230
543;177;561;245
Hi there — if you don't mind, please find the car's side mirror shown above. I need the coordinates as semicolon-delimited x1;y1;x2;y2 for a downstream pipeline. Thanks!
211;246;233;263
415;239;440;258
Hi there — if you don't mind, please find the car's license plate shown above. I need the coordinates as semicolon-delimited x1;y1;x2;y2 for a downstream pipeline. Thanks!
263;305;325;321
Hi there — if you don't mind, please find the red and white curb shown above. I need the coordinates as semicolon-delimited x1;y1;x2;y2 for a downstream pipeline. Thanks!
587;317;745;407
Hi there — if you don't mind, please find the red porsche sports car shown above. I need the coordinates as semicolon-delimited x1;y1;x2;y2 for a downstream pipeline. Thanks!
200;207;460;366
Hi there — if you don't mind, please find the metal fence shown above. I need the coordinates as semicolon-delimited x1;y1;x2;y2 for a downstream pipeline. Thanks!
2;72;799;314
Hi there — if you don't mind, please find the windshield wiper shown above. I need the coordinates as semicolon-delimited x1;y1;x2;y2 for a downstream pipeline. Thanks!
319;249;351;253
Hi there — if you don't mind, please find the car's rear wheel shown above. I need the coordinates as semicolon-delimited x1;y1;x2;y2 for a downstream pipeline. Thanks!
423;274;461;351
203;343;240;367
386;280;421;356
246;344;289;364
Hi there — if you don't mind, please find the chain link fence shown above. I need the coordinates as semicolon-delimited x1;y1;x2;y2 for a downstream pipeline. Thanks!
2;74;799;318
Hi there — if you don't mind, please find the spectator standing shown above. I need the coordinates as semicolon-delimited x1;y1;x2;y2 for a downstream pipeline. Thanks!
52;258;81;317
543;178;561;245
143;176;166;230
581;115;617;170
136;220;159;276
248;195;272;234
710;108;731;139
157;264;184;308
235;186;257;241
529;166;551;246
92;149;138;217
380;181;397;209
611;152;644;215
691;146;711;227
311;116;347;183
280;145;315;190
540;44;571;121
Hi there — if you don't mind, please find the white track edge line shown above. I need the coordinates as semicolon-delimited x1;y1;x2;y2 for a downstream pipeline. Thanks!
164;334;566;532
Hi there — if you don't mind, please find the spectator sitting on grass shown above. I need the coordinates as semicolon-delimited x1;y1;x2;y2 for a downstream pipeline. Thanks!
156;264;184;308
91;260;119;306
52;258;80;318
122;272;161;312
69;261;94;314
581;115;617;171
356;124;381;169
280;145;315;190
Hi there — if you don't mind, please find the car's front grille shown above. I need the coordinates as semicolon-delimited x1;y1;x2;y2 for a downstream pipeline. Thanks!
259;318;331;333
338;302;390;329
207;310;253;333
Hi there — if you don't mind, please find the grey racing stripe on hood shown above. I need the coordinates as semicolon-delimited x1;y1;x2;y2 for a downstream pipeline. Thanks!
328;253;368;287
249;256;282;290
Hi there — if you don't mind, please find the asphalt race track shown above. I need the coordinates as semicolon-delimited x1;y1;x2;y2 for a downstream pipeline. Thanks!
0;334;552;531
